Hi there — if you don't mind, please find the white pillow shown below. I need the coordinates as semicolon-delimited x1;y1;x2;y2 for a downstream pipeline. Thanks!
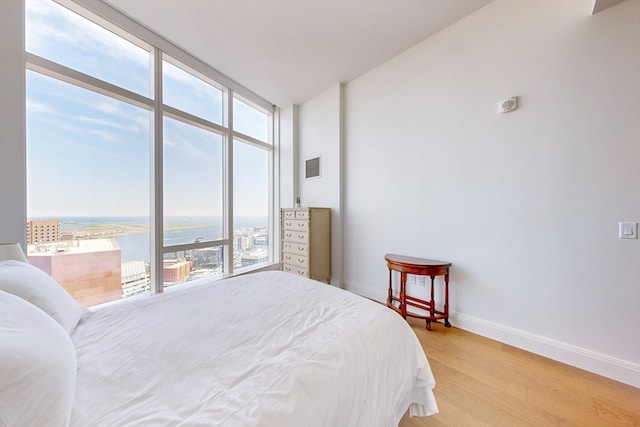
0;260;82;334
0;291;77;427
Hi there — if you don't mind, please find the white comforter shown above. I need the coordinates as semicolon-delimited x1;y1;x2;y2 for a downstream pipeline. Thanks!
70;271;438;426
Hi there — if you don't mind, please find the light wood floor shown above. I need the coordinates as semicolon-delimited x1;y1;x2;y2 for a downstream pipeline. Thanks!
399;317;640;427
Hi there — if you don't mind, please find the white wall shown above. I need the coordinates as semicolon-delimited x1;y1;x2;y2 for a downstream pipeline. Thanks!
279;105;298;209
298;84;344;286
0;0;27;249
305;0;639;386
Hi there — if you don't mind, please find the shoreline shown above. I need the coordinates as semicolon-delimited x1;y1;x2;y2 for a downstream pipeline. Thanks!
62;223;206;239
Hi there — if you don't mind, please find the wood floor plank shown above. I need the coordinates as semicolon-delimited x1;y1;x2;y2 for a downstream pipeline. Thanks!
398;318;640;427
592;396;640;427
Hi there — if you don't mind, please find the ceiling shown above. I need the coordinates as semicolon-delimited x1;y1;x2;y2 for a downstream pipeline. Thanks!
592;0;628;13
103;0;492;107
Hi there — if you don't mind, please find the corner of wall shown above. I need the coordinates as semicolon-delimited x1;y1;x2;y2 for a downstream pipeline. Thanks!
0;0;27;246
278;104;298;209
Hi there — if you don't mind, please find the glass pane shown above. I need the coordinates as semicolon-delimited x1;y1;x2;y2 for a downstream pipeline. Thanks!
163;117;224;247
163;59;223;124
25;0;151;98
163;246;223;286
26;71;150;307
233;98;269;142
233;140;270;269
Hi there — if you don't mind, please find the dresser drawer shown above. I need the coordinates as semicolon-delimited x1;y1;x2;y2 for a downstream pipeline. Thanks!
282;252;308;268
281;209;310;220
282;210;296;219
282;241;309;256
295;210;309;219
282;219;308;231
282;230;308;244
282;263;309;278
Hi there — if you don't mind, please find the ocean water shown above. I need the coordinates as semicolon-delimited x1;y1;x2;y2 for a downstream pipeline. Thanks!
56;216;267;263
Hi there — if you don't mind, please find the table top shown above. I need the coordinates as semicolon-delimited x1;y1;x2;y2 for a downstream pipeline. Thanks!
384;253;451;268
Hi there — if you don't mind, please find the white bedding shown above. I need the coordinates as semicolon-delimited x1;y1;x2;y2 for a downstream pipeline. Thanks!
70;271;438;426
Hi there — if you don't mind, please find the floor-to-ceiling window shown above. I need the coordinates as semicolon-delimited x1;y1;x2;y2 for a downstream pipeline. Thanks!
25;0;274;306
161;57;226;287
232;97;272;271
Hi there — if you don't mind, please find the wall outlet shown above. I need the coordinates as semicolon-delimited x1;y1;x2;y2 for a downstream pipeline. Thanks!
619;222;638;239
408;274;427;286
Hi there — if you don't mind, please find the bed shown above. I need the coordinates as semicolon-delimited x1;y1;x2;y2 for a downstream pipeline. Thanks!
0;260;438;426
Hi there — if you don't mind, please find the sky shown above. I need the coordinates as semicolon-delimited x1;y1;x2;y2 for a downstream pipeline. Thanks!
25;0;270;219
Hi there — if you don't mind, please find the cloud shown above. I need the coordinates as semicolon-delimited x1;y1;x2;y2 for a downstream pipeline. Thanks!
164;134;214;162
92;101;149;131
71;115;139;133
163;139;177;148
27;92;146;136
26;100;55;114
26;0;150;71
51;120;118;144
87;128;120;143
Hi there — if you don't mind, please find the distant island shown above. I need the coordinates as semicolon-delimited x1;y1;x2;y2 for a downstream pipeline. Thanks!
61;221;204;239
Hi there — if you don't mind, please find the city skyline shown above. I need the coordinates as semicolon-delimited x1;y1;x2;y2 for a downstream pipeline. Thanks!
25;214;270;305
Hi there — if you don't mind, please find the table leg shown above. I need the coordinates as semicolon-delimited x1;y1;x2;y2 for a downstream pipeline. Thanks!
387;268;393;308
444;272;451;327
429;275;436;318
400;272;407;319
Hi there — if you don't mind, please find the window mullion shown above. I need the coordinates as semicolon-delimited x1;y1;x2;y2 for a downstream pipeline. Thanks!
232;131;272;150
150;47;164;293
224;90;234;276
270;108;280;265
163;239;229;254
163;104;227;136
26;53;154;111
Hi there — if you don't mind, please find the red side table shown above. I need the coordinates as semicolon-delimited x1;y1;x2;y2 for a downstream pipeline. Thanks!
385;254;452;330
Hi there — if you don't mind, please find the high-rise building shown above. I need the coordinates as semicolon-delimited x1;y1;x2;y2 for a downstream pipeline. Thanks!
240;247;269;267
121;260;150;297
27;219;61;244
27;238;122;306
163;259;192;284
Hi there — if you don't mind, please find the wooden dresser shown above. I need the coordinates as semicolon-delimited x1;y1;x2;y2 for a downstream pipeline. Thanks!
281;208;331;282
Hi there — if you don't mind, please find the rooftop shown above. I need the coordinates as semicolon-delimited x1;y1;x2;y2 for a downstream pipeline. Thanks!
28;238;119;256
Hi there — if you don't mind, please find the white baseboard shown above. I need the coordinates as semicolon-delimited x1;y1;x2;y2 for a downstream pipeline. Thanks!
451;312;640;388
343;281;640;388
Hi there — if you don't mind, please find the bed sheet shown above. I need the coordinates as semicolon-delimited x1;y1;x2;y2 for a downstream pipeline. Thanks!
70;271;438;426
